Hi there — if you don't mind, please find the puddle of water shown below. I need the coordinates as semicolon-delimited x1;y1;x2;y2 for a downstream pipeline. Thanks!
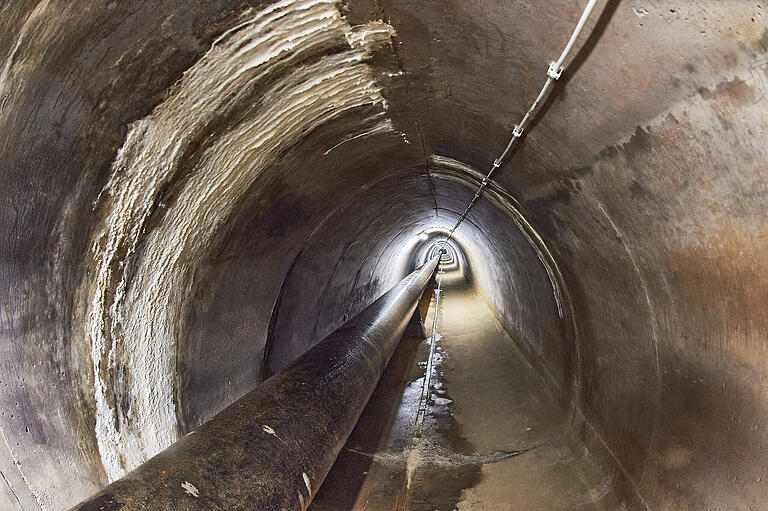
406;401;483;510
405;283;484;511
311;279;536;511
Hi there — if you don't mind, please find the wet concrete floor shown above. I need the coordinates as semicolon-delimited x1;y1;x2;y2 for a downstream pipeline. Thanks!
310;273;623;510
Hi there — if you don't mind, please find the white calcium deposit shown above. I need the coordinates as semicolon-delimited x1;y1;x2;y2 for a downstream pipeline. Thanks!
86;0;395;480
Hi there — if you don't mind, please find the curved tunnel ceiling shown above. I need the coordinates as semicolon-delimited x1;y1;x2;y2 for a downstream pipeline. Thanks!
0;1;766;509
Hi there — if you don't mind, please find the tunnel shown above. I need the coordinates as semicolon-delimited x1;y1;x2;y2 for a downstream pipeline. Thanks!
1;0;767;509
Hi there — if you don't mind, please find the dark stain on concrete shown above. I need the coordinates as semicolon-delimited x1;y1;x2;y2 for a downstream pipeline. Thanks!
699;78;758;104
547;177;585;206
596;126;657;176
718;115;734;131
599;145;621;160
629;179;655;203
621;126;654;158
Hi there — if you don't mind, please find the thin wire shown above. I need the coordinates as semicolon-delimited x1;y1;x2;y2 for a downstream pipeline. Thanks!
414;267;443;431
440;0;599;247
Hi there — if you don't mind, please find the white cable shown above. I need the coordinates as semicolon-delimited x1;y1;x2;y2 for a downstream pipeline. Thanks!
554;0;599;70
440;0;599;247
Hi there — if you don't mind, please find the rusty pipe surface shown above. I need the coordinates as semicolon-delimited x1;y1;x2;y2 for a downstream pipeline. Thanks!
72;257;439;511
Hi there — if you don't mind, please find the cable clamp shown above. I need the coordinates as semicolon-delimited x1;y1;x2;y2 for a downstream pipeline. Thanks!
512;124;524;138
492;159;501;169
547;61;564;80
481;177;488;186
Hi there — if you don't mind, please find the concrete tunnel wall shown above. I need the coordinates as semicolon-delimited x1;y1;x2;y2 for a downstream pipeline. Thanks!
0;0;766;509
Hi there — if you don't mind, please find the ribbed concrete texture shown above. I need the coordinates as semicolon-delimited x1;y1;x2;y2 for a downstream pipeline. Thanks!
1;0;766;509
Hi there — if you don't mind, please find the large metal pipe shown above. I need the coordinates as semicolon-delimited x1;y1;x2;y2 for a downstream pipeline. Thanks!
73;257;439;511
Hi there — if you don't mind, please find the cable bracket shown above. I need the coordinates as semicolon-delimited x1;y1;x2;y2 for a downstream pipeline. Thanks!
547;61;564;80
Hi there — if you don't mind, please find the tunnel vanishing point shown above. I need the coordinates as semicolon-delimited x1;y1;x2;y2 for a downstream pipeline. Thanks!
1;1;767;510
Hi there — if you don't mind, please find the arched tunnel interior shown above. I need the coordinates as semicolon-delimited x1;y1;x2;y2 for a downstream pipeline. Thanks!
1;1;767;509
